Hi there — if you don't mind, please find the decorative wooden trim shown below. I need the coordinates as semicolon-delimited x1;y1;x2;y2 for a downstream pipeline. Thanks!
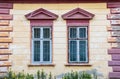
107;26;112;31
113;66;120;72
0;27;13;32
0;3;13;9
107;14;120;20
0;38;12;43
0;43;9;49
108;49;120;54
109;72;120;79
0;49;11;55
0;9;9;14
107;26;120;31
25;8;58;20
0;15;13;20
108;37;116;43
0;55;9;61
66;20;89;26
107;2;120;8
110;8;120;14
111;20;120;25
112;55;120;60
108;61;120;66
62;8;94;20
0;20;9;26
0;61;11;67
111;31;120;37
65;63;92;66
107;37;120;42
28;64;55;67
0;67;8;73
30;20;53;26
0;0;114;3
0;32;9;37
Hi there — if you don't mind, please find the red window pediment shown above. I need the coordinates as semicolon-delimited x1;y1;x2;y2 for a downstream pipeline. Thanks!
62;8;94;20
25;8;58;20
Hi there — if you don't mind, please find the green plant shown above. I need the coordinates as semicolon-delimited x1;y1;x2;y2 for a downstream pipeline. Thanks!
79;71;92;79
48;72;52;79
62;71;92;79
37;70;40;79
41;69;47;79
4;70;34;79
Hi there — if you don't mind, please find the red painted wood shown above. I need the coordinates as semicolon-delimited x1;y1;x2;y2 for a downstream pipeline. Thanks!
30;20;53;26
0;67;8;72
112;55;120;60
0;9;9;14
0;3;13;9
66;20;89;26
107;14;120;20
109;61;120;66
113;66;120;72
0;20;9;26
111;31;120;37
108;49;120;54
107;26;120;31
111;8;120;14
62;8;94;20
111;20;120;25
25;8;58;20
0;15;13;20
109;72;120;79
108;2;120;8
0;0;110;3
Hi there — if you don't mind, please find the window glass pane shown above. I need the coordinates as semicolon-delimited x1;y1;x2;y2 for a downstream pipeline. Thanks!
69;28;77;38
79;40;87;62
34;41;40;61
69;41;77;62
34;28;40;38
79;28;86;38
43;41;50;61
43;28;50;38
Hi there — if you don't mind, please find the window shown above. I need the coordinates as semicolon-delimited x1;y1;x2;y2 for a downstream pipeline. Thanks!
62;8;94;65
69;27;88;63
25;8;58;65
32;27;52;64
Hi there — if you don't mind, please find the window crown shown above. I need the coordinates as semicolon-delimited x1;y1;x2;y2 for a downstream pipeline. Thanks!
25;8;58;20
62;8;94;20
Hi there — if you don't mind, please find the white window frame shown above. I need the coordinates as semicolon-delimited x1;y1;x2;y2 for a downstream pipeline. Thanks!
68;27;88;63
32;27;52;64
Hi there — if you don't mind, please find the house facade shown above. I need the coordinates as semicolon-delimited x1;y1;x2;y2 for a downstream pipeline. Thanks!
0;0;120;79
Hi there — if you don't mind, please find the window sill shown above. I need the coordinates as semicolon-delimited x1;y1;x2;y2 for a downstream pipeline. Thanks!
28;64;55;67
65;63;92;66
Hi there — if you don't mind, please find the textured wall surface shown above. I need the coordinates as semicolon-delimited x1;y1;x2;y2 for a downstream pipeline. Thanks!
9;3;111;79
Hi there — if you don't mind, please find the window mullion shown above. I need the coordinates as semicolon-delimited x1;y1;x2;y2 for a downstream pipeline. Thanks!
41;28;43;62
77;28;79;62
85;40;88;62
50;40;52;63
32;27;34;39
85;27;87;39
77;40;79;62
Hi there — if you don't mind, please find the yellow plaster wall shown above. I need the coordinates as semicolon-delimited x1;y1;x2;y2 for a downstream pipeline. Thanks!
9;3;111;79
